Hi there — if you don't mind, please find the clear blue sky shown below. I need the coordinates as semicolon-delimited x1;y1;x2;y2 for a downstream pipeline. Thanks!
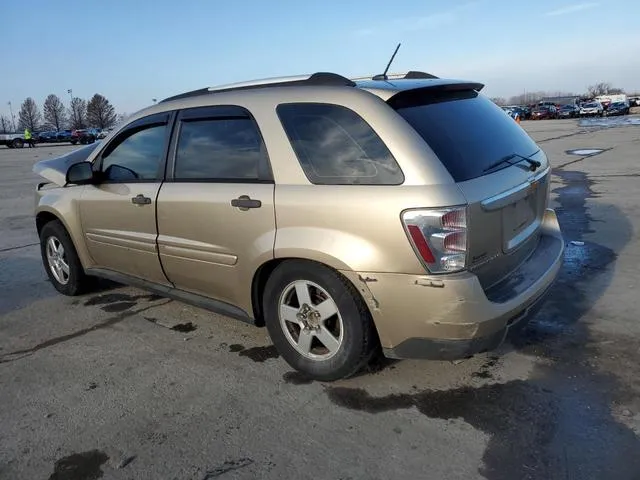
2;0;639;118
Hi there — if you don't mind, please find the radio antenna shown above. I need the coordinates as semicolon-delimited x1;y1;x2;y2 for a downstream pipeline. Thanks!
373;43;401;80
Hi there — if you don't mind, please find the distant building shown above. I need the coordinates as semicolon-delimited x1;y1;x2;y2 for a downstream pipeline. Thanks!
538;95;581;106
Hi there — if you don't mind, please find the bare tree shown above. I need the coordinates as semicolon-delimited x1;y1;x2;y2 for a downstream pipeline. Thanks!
0;115;12;133
116;112;128;125
18;97;42;131
68;97;87;129
587;82;614;97
86;94;117;129
43;94;67;131
490;97;507;106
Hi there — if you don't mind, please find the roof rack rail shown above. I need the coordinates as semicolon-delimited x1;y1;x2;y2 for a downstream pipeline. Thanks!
160;72;355;103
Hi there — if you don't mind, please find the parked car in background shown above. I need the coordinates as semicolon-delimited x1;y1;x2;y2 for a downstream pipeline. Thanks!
558;104;579;118
97;128;110;139
519;105;532;120
37;131;58;143
70;129;98;145
0;132;28;148
629;97;640;107
579;101;604;117
506;106;529;120
32;70;564;380
531;105;557;120
56;130;73;142
605;102;630;116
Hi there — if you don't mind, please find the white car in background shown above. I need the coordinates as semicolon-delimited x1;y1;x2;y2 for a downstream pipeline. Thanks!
580;101;603;117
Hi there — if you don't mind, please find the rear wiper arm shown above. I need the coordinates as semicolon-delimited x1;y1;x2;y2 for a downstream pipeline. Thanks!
483;152;542;173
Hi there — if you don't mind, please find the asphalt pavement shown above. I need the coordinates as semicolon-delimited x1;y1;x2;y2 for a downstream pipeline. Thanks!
1;119;640;480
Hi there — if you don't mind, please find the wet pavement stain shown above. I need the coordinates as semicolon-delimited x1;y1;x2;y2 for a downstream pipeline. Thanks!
48;450;109;480
101;301;136;313
84;293;136;306
228;344;245;353
471;356;500;380
327;168;640;479
171;322;197;333
84;292;164;313
202;458;254;478
327;382;557;477
283;371;314;385
238;345;279;362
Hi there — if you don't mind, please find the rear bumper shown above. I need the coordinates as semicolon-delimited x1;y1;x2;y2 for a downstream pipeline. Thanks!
342;208;564;360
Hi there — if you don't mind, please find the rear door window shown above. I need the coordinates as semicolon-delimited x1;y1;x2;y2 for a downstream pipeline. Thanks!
392;90;540;182
277;103;403;185
172;106;271;182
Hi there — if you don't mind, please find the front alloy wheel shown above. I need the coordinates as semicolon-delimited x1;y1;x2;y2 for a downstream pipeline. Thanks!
39;219;92;296
46;236;70;285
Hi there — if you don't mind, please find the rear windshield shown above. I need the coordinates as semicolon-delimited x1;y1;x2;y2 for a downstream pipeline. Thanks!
393;90;539;182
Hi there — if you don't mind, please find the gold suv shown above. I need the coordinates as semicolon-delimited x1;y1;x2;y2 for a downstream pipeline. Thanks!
33;72;564;380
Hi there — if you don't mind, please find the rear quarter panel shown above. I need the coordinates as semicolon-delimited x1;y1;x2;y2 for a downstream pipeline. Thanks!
273;184;465;274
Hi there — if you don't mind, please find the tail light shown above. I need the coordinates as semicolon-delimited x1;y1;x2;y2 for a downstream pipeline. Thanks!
402;206;468;273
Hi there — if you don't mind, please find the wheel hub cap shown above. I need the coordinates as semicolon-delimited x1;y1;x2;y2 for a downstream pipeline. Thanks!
297;303;322;331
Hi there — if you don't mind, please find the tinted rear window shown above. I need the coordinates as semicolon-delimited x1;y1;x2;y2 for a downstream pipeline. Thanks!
277;103;404;185
393;90;540;182
175;118;263;181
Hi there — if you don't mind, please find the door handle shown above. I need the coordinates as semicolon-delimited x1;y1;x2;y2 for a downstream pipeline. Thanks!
131;194;152;205
231;195;262;210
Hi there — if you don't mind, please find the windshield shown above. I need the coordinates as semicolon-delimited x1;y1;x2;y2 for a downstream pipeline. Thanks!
394;90;539;182
584;102;598;108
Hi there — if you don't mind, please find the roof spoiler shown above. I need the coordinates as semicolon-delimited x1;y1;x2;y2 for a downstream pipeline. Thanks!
386;81;485;108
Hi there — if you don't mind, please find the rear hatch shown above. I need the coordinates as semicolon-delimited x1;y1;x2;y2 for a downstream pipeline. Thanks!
389;87;550;290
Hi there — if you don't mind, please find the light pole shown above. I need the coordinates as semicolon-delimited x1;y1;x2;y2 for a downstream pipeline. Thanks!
67;90;74;128
7;101;15;132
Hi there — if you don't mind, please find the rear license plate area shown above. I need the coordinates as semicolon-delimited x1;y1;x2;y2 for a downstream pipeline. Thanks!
502;194;537;252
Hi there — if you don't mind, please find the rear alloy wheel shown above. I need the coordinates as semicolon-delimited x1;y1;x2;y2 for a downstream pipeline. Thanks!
263;260;378;381
12;138;23;148
40;220;91;296
279;280;344;361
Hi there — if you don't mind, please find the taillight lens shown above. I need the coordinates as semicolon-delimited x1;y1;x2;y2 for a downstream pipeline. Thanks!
402;206;468;273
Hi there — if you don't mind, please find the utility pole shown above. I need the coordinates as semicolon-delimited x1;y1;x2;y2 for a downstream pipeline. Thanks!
7;101;15;132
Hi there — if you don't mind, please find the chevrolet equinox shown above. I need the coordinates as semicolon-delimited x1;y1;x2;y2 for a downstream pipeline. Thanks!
33;71;564;380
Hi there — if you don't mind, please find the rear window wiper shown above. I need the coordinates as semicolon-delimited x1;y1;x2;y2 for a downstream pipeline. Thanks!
483;151;542;173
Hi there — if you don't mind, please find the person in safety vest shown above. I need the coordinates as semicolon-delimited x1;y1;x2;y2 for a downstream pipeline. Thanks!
24;128;35;148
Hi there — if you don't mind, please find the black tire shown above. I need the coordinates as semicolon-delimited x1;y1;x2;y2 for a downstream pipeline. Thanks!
70;140;77;145
263;260;378;381
39;219;91;296
12;138;24;148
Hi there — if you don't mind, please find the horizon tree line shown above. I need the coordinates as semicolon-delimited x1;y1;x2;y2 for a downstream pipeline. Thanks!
0;94;121;133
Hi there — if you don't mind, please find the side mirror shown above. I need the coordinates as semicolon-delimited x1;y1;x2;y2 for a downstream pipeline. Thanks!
66;161;95;185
